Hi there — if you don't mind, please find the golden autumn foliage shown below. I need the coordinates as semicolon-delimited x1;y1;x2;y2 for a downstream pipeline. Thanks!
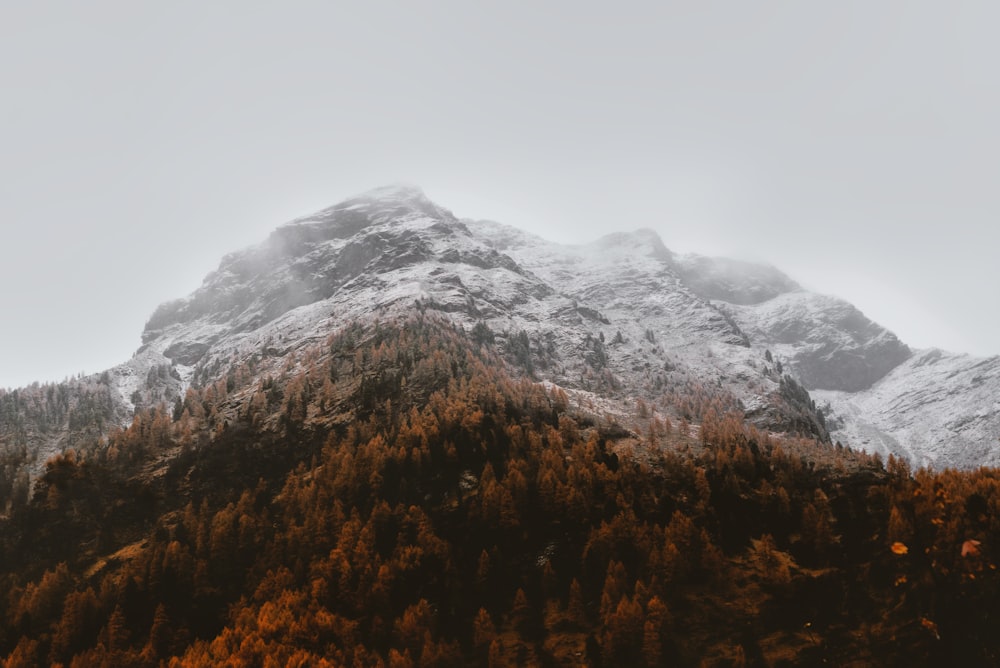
0;317;997;666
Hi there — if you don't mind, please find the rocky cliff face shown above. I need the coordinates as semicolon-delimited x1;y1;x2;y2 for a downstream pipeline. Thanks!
675;255;800;306
669;253;913;393
38;185;999;469
720;292;912;392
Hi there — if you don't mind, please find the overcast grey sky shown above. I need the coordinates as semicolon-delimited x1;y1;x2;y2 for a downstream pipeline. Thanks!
1;1;998;389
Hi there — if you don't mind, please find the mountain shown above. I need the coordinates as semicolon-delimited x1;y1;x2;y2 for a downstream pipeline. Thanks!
114;185;833;447
5;184;995;479
75;183;989;470
4;184;1000;666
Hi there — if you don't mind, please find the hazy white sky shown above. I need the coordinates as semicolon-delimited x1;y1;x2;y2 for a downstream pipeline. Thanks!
2;1;998;389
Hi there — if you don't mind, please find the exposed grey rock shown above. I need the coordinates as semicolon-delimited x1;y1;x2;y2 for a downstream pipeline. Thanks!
721;293;911;392
163;341;212;366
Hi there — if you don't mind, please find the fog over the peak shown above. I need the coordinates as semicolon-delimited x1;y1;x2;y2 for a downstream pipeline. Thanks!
1;1;998;389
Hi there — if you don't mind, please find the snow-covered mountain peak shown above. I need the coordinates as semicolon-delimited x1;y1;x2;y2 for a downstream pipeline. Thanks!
112;185;1000;469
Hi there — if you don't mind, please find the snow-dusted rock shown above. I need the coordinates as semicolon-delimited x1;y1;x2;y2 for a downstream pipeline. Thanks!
813;350;1000;468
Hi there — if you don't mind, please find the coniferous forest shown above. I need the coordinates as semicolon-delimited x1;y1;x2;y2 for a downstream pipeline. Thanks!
1;316;999;666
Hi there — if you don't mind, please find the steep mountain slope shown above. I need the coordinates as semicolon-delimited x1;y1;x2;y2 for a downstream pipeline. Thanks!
668;253;1000;467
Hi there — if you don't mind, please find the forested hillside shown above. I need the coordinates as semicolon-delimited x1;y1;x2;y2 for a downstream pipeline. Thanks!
0;374;129;516
1;316;998;666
